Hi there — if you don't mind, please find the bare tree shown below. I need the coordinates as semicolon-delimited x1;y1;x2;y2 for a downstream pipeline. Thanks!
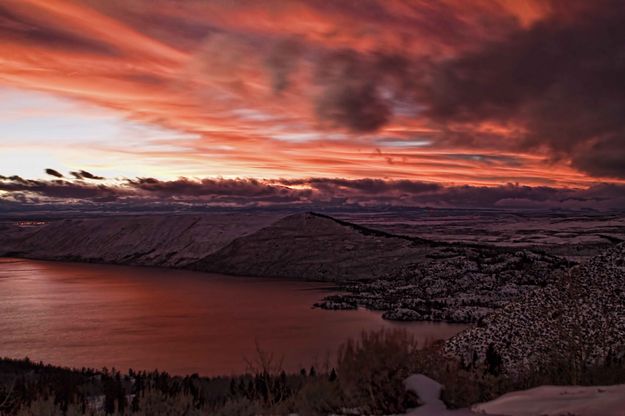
243;341;286;408
0;379;16;416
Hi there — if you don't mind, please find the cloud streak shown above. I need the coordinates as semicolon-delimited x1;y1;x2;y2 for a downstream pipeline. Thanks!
0;0;623;186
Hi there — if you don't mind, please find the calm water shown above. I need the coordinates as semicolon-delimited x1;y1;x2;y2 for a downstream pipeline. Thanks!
0;258;466;376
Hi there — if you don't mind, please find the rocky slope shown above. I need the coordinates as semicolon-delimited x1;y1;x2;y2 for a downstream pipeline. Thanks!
444;243;625;374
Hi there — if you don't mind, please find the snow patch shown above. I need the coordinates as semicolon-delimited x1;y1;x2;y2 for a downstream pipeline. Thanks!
403;375;625;416
472;384;625;416
404;375;474;415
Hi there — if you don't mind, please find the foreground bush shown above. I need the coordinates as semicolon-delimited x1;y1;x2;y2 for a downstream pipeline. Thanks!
3;328;625;415
0;329;428;415
336;329;421;414
434;347;625;408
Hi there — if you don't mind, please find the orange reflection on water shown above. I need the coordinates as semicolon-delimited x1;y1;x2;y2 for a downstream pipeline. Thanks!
0;258;465;376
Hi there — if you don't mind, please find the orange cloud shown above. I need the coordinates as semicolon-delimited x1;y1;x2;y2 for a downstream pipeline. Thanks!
0;0;622;188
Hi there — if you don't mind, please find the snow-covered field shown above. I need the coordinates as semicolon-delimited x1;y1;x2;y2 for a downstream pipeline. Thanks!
404;374;625;416
473;384;625;416
340;211;625;261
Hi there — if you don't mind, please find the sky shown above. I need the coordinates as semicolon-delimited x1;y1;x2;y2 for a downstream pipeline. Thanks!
1;0;625;210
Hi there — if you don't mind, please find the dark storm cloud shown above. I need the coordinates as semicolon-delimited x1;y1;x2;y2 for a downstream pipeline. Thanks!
491;183;625;211
0;175;27;183
0;177;120;200
2;175;624;212
312;50;419;133
572;137;625;179
421;0;625;178
127;177;308;200
45;169;64;178
265;38;303;93
261;40;416;132
313;51;390;132
178;179;622;211
279;178;441;195
257;0;625;176
70;170;105;180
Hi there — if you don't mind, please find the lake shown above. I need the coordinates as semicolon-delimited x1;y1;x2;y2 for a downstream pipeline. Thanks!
0;258;466;376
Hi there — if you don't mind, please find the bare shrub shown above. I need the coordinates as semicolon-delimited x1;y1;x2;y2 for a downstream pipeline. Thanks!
436;364;510;408
242;343;290;408
287;378;342;416
15;397;62;416
134;387;202;416
336;328;421;414
0;380;15;416
213;397;260;416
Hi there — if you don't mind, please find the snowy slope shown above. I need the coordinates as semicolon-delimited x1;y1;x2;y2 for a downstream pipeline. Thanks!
445;243;625;374
472;384;625;416
404;374;625;415
0;213;279;267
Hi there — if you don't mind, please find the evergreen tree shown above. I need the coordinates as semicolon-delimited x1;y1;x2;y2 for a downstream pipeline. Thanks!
485;343;503;376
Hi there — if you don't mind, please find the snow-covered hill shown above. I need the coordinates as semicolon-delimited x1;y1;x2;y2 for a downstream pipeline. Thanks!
192;212;431;280
0;213;279;267
445;243;625;374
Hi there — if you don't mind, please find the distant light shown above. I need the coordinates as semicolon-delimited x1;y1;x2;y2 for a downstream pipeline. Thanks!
376;138;432;147
231;109;276;122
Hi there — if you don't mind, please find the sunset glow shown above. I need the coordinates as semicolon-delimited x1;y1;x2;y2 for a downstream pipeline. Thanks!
1;0;624;209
